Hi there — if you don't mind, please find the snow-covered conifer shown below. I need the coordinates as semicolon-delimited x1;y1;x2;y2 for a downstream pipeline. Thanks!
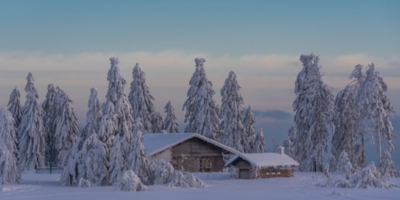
52;88;78;166
151;112;164;133
219;71;245;152
60;88;103;186
0;108;20;184
99;57;134;185
183;58;219;139
332;65;365;169
253;128;266;153
290;54;334;172
129;63;155;133
18;72;46;170
336;151;353;179
163;101;179;133
84;133;109;186
358;63;394;166
109;135;126;185
380;150;399;178
242;106;257;153
129;118;153;184
116;170;147;192
283;125;296;157
42;84;57;164
7;87;22;129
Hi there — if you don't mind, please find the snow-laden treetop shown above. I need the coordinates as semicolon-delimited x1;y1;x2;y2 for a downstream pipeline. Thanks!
25;72;38;95
195;58;205;67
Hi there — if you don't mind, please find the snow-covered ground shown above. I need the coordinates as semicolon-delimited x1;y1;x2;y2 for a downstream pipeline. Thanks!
1;171;399;200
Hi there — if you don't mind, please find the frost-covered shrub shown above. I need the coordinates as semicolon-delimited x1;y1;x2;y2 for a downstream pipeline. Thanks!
349;162;397;189
167;170;205;188
116;170;147;192
152;159;205;188
323;162;398;189
78;178;91;188
153;159;174;185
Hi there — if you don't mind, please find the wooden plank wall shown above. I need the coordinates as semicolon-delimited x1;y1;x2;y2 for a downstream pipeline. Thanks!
171;138;226;172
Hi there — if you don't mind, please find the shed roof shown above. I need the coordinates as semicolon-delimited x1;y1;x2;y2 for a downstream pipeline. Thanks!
225;153;299;168
143;133;241;156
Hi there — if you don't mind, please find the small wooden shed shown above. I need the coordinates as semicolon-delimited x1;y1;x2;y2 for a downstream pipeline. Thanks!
143;133;240;172
225;147;299;179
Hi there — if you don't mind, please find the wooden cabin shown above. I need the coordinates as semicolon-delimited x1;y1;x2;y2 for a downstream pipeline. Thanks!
143;133;240;172
225;147;299;179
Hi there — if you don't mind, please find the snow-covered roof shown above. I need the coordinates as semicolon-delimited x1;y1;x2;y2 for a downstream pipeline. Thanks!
225;153;300;168
143;133;241;156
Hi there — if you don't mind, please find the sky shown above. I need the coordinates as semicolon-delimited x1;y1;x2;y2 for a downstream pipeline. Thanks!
0;0;399;163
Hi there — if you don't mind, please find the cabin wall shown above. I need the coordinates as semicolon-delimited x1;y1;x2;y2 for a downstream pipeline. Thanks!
256;167;293;178
148;149;172;163
232;158;294;179
170;137;227;172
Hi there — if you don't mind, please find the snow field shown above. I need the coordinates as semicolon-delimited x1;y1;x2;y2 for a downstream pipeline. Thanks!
1;171;399;200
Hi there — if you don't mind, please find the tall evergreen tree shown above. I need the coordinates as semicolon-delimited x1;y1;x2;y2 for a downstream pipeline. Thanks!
0;108;20;184
60;88;103;186
220;71;245;152
163;101;179;133
358;63;394;166
18;72;46;170
7;87;22;129
183;58;219;139
99;57;134;185
129;63;155;133
42;84;57;164
242;106;257;153
52;88;79;165
290;54;334;172
331;65;365;169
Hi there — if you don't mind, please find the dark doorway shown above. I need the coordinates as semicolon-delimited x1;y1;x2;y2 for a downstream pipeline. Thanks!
239;169;250;179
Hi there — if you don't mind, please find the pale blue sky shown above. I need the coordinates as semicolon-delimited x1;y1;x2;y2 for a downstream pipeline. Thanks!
0;0;399;163
1;0;399;57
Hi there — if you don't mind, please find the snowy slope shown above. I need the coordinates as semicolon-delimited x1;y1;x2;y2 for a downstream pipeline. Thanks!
1;171;399;200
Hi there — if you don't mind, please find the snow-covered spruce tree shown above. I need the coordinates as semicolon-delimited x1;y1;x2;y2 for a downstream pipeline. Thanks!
99;57;134;185
380;150;399;178
183;58;220;139
18;72;46;170
358;63;395;166
151;111;164;133
42;84;57;164
7;87;22;129
349;162;396;189
283;124;296;157
163;101;179;133
253;128;266;153
331;65;365;170
83;131;109;186
129;63;155;133
335;150;354;179
291;54;334;172
52;88;78;166
60;88;104;186
219;71;245;152
0;108;20;184
242;106;257;153
129;118;153;185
